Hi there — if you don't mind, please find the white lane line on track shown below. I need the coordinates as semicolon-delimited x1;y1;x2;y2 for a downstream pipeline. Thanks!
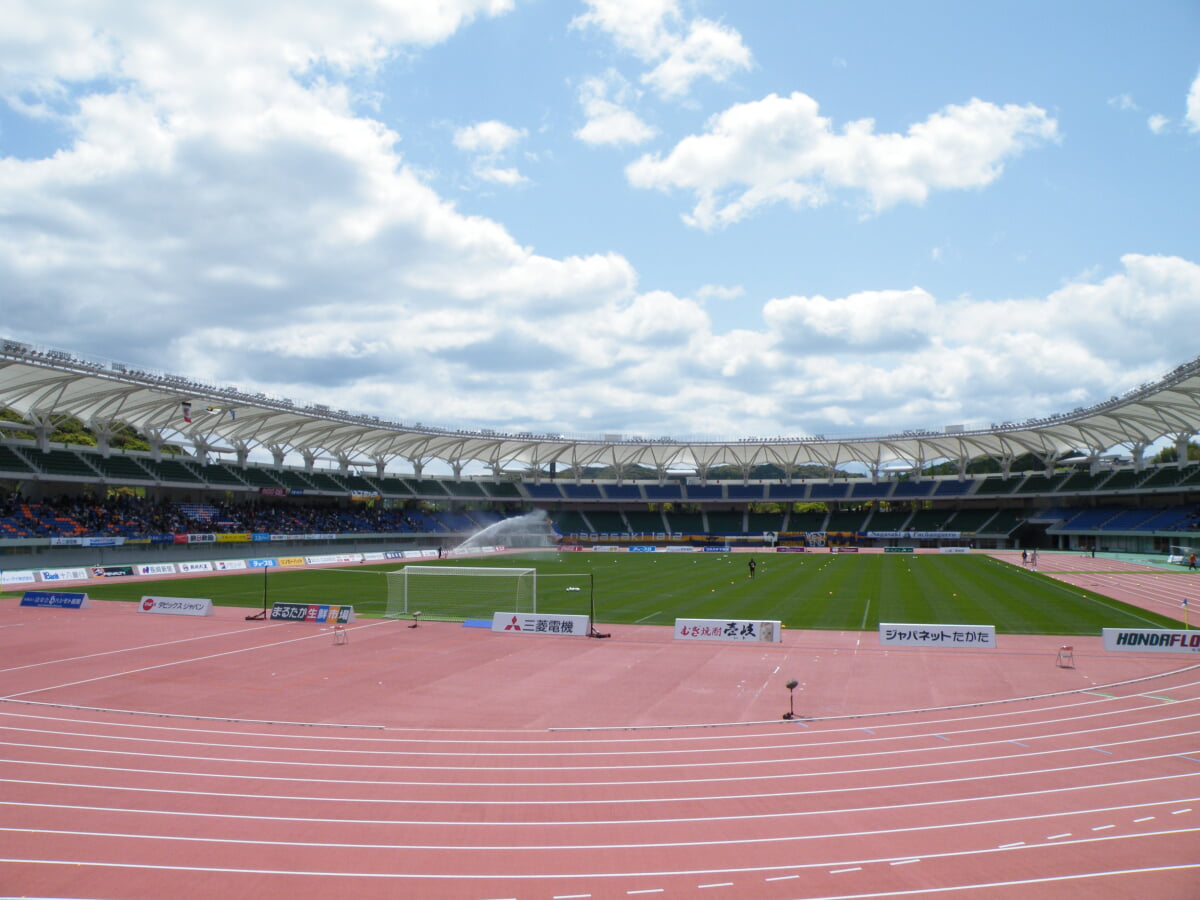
2;819;1197;855
0;618;395;701
0;622;313;675
6;793;1199;838
0;707;384;730
551;666;1200;733
1073;591;1173;628
8;668;1196;747
2;711;1196;771
2;840;1198;882
4;751;1198;806
2;719;1197;781
16;691;1193;753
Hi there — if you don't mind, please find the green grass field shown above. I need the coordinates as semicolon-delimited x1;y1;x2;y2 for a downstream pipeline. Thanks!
37;551;1188;635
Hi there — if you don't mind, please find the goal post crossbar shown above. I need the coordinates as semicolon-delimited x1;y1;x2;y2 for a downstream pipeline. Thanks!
384;565;594;623
394;565;537;576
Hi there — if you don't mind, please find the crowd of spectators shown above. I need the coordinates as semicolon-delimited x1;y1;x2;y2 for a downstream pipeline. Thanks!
0;493;465;539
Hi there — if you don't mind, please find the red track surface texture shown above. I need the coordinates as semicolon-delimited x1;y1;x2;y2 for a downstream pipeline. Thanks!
2;552;1198;899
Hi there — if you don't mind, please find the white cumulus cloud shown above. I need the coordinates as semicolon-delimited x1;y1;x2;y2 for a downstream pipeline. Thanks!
575;73;656;146
572;0;751;99
0;1;1195;446
626;93;1060;229
1187;70;1200;131
453;119;526;154
454;120;529;183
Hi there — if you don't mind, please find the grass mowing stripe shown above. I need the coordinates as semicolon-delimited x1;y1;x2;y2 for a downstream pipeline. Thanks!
43;552;1187;636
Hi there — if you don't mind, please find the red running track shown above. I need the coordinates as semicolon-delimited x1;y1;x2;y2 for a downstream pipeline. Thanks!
2;558;1198;899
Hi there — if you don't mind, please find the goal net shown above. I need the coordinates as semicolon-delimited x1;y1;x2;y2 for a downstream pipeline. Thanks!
385;565;535;621
384;565;594;623
1168;544;1200;566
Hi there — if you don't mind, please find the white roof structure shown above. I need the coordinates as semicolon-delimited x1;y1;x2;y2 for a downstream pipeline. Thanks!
2;338;1199;479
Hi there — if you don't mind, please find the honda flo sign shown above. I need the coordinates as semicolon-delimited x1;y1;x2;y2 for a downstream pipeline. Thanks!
1102;628;1200;654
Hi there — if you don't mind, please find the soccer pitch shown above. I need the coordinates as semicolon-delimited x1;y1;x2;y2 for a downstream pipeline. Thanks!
58;551;1186;635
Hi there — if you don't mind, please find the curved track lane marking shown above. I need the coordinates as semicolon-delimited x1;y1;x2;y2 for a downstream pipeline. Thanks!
4;795;1196;833
5;665;1197;741
3;689;1198;757
1;835;1197;880
4;760;1196;810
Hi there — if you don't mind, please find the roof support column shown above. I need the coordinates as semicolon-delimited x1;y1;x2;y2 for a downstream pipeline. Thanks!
1131;442;1147;471
191;437;217;465
26;412;52;452
146;431;167;462
90;422;115;457
1176;434;1193;466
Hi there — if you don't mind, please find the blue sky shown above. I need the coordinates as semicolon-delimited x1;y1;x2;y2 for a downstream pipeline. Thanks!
2;0;1199;448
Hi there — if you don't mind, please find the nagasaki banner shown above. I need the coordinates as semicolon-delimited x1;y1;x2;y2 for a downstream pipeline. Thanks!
674;618;782;643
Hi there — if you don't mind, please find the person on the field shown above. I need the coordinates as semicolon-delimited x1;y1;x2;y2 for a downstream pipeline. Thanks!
748;557;757;579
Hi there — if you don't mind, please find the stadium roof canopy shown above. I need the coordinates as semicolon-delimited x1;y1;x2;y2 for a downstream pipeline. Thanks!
2;338;1200;480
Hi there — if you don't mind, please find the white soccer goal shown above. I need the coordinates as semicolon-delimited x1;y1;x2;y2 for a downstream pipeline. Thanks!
385;565;538;620
1168;544;1200;566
